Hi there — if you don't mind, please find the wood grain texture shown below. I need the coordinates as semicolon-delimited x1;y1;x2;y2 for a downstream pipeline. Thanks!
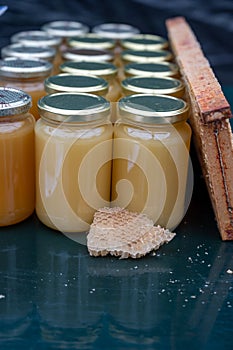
166;16;233;240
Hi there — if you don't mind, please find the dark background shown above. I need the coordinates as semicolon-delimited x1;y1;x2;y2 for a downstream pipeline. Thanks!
1;0;233;85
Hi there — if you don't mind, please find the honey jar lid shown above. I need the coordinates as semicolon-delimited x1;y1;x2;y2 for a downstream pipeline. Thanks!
44;73;108;95
121;76;185;97
118;94;189;124
62;48;114;62
11;30;62;48
0;57;53;78
38;92;110;122
68;34;115;50
124;62;179;77
41;20;89;38
1;43;56;62
92;23;140;40
121;49;173;63
0;87;32;116
121;34;168;50
60;60;117;79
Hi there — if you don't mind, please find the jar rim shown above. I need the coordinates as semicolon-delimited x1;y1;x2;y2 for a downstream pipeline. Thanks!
0;87;32;116
118;94;189;124
38;92;110;123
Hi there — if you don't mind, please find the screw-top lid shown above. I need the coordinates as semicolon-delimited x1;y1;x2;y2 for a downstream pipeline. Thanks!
124;62;179;78
118;94;189;124
121;34;168;50
41;20;89;38
38;92;110;122
68;33;115;50
121;76;185;98
11;30;62;48
122;49;173;63
0;87;32;116
60;60;117;80
62;48;114;62
44;73;108;95
1;43;56;62
0;57;53;78
92;23;140;40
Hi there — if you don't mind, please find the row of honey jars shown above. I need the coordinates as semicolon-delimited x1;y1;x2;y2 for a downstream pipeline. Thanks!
0;88;192;232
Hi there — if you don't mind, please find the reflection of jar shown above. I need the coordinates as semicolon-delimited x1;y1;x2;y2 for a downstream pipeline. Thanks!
1;43;56;63
111;94;192;230
121;34;169;51
60;60;122;103
35;93;113;233
0;87;35;226
0;57;52;120
123;62;180;81
44;73;108;97
121;76;185;98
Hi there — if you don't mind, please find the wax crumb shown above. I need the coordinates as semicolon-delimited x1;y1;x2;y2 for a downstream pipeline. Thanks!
226;269;233;274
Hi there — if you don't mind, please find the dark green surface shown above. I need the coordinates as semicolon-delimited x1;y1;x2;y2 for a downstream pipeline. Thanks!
0;88;233;350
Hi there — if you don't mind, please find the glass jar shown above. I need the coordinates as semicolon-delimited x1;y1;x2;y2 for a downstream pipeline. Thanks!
61;48;114;63
1;43;56;63
121;49;173;65
10;30;62;75
123;62;180;80
68;33;115;51
60;61;122;103
121;34;169;51
0;57;53;120
44;73;108;97
41;20;90;72
92;23;141;68
121;76;185;98
111;94;192;230
35;92;113;233
0;87;35;226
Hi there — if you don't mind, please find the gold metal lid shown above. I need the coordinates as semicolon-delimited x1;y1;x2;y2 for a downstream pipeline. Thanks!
1;43;56;62
62;48;114;62
118;94;189;124
60;60;117;79
92;23;140;40
0;87;32;116
41;20;89;38
121;34;168;50
121;76;185;97
44;73;108;95
38;92;110;123
0;57;53;78
68;33;115;50
124;62;179;78
11;30;62;48
121;49;173;63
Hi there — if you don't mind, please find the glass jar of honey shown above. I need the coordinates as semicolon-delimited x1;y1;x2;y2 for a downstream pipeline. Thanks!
0;57;53;120
111;94;192;230
35;92;113;233
10;30;62;75
41;21;90;72
121;49;173;65
121;34;169;51
44;73;108;97
68;33;115;51
61;48;114;64
1;43;56;63
121;76;185;98
123;62;180;80
60;60;122;103
0;87;35;226
92;23;141;68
